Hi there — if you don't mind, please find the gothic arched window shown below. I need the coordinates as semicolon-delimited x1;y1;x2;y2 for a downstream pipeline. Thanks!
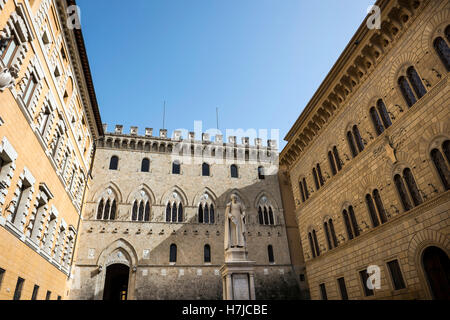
303;178;310;199
257;197;275;226
299;179;306;202
333;146;342;171
406;66;426;100
370;107;384;136
230;164;238;178
403;168;422;206
166;203;171;222
347;131;358;158
141;158;150;172
109;156;119;170
377;99;392;130
198;205;204;223
398;76;417;107
97;199;117;221
96;188;117;221
434;36;450;71
96;200;104;220
353;125;364;152
394;174;413;211
177;203;183;222
169;244;177;263
328;151;337;176
343;206;359;241
431;146;450;190
313;167;319;190
366;190;387;227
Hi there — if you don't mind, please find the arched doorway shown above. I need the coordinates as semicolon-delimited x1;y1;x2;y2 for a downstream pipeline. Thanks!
422;246;450;300
103;264;130;300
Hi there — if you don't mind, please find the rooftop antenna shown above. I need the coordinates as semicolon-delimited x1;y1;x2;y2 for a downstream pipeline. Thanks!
216;107;219;130
163;101;166;130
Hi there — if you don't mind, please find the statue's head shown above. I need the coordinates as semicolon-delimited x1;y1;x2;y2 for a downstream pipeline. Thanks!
231;194;238;203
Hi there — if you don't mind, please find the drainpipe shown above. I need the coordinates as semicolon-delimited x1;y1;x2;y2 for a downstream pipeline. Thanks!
67;141;97;284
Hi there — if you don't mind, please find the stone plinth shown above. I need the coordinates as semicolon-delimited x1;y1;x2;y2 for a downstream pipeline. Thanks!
221;248;256;300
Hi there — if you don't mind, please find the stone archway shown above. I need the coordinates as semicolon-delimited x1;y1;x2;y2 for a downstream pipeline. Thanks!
422;246;450;300
94;239;138;300
103;263;130;301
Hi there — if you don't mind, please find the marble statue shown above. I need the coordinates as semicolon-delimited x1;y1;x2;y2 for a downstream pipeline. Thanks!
224;194;246;250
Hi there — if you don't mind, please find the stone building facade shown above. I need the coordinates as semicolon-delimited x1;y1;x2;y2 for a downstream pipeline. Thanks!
0;0;102;300
69;126;302;300
280;0;449;300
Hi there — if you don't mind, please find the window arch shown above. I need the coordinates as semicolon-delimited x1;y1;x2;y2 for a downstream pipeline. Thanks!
268;245;274;263
347;125;364;157
204;244;211;263
430;140;450;190
434;30;450;71
394;167;422;211
407;66;426;99
398;76;417;107
97;198;117;220
130;189;152;222
198;203;215;224
398;66;427;107
299;177;310;202
342;205;359;240
230;164;238;178
172;161;181;174
165;194;184;223
308;229;320;258
109;156;119;170
299;179;306;202
365;190;387;227
257;196;275;226
370;99;392;136
323;218;338;250
202;163;210;177
169;244;177;263
141;158;150;172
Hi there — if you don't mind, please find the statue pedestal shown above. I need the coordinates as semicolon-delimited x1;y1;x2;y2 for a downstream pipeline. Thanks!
220;248;256;300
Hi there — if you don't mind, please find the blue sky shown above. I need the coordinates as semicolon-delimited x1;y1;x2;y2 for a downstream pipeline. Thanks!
77;0;375;148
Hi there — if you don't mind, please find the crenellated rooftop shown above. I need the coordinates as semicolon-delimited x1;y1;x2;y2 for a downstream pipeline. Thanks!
98;124;279;154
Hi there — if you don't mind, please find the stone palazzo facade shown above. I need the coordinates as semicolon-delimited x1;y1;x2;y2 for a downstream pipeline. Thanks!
68;127;303;300
280;0;450;300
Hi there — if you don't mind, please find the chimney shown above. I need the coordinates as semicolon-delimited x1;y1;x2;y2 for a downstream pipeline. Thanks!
130;126;138;135
115;125;123;135
145;128;153;137
160;129;168;138
173;130;182;141
215;135;223;143
228;136;236;144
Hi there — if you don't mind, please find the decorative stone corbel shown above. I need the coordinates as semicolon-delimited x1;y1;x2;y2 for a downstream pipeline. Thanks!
0;66;18;91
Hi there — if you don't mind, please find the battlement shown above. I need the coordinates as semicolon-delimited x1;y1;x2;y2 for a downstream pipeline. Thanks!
100;124;278;151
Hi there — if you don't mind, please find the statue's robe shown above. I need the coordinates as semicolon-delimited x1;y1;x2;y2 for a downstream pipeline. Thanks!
224;201;246;250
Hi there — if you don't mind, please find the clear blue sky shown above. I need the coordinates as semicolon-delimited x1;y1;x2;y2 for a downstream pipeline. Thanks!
77;0;375;148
